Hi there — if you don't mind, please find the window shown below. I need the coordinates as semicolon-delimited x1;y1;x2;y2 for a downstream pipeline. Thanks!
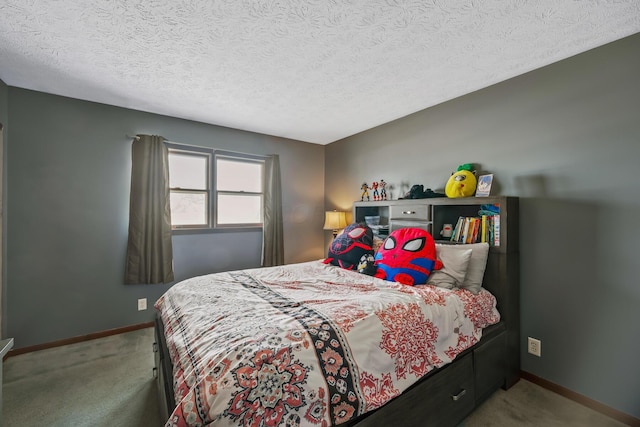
168;149;210;227
167;144;264;230
215;155;264;226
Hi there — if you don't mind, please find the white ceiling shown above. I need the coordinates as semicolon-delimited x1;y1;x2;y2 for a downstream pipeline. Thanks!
1;1;639;144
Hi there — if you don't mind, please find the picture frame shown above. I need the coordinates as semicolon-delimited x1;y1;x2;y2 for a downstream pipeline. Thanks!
475;174;493;197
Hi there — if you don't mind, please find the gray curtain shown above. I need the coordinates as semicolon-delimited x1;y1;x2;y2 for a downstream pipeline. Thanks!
124;135;174;284
262;154;284;267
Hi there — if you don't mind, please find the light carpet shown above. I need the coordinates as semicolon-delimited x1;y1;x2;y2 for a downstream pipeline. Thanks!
2;328;628;427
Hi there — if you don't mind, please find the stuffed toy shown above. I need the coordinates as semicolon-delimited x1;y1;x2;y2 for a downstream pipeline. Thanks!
373;228;443;286
357;254;377;276
445;164;477;198
324;223;374;270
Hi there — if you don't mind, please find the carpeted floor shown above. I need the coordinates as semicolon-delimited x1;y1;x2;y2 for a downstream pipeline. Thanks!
459;378;628;427
2;327;628;427
4;327;161;427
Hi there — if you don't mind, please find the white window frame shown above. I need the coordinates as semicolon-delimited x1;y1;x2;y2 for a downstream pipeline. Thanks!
167;143;265;232
168;147;211;229
214;153;265;228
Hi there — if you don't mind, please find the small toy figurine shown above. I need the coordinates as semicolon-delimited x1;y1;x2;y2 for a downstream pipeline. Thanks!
361;182;370;201
379;179;387;200
371;181;379;201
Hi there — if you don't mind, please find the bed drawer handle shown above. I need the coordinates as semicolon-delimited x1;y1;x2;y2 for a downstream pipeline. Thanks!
451;389;467;401
152;367;158;379
402;210;416;215
153;342;158;353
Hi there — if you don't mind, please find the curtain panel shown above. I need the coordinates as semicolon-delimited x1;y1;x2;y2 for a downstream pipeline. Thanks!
262;154;284;267
124;135;174;284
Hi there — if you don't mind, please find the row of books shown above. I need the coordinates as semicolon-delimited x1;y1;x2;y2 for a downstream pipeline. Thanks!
450;215;500;246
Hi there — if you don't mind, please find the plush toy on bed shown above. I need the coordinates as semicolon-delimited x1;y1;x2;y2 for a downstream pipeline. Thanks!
357;254;377;276
324;223;374;271
445;163;477;198
373;227;443;286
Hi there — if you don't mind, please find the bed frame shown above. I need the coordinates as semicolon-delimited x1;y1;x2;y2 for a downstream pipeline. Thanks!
154;197;520;427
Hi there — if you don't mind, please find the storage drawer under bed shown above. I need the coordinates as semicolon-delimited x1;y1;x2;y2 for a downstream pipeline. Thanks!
353;352;475;427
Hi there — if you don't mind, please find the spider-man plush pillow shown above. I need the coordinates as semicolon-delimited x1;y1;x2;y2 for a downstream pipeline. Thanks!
324;223;374;270
374;228;443;286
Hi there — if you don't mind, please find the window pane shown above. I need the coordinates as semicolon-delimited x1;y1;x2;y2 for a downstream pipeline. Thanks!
216;158;263;192
169;152;208;190
170;192;208;226
217;194;262;224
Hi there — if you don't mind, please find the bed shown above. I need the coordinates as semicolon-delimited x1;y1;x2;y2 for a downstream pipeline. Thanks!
153;226;520;427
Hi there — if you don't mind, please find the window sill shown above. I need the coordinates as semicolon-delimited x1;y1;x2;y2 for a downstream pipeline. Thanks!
171;226;262;235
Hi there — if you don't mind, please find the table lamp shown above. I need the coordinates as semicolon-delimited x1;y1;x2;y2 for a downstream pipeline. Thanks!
323;210;347;239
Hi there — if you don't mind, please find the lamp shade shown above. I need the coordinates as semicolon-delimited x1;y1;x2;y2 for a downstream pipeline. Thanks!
323;210;347;231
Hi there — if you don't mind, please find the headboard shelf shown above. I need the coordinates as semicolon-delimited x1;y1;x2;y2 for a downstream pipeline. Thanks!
354;196;520;388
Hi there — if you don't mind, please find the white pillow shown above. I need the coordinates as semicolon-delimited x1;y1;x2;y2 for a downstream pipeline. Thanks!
434;243;490;294
426;247;472;289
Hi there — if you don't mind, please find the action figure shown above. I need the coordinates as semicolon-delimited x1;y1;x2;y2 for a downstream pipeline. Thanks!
379;179;387;200
360;182;370;201
371;181;379;201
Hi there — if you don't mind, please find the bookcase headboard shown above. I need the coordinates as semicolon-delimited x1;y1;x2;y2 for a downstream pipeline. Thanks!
354;196;520;387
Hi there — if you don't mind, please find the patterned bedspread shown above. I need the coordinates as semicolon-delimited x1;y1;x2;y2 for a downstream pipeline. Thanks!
155;260;500;427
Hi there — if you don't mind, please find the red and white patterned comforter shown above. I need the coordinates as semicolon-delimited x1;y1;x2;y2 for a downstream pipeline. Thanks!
155;260;500;427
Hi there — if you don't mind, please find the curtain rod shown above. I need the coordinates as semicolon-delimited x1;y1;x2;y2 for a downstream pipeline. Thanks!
166;140;270;160
125;134;271;160
126;134;169;142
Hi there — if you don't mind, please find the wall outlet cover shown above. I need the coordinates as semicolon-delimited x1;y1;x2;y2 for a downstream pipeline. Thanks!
528;337;541;357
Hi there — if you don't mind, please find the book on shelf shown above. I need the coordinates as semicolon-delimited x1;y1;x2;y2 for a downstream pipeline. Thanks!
461;217;472;244
493;214;500;246
481;215;488;243
471;217;481;243
448;214;501;246
451;216;465;242
464;218;476;244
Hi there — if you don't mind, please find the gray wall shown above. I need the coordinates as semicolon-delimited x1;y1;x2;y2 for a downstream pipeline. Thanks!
325;34;640;419
4;88;325;348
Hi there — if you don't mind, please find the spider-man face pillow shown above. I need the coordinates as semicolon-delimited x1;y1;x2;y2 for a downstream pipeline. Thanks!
374;228;443;286
324;223;374;270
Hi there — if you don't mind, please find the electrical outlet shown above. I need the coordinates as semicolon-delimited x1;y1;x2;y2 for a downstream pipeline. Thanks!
137;298;147;311
528;337;541;357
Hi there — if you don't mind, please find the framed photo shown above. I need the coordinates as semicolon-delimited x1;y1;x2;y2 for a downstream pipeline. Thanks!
476;174;493;197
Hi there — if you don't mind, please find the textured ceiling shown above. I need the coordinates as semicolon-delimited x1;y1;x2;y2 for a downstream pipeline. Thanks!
1;1;639;144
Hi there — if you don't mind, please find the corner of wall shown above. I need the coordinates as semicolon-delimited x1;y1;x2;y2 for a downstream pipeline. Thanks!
0;79;7;338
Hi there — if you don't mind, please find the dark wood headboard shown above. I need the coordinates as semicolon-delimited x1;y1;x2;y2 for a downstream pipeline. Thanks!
423;196;520;388
354;196;520;388
475;197;520;388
